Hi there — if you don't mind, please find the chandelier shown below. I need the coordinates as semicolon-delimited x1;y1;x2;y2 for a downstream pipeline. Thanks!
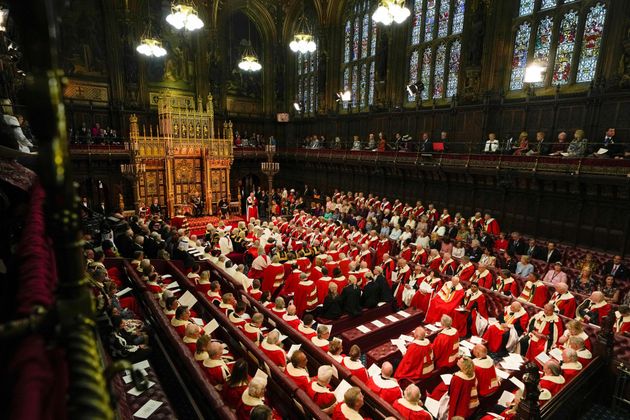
136;36;167;57
289;16;316;54
373;0;411;25
238;43;262;72
166;2;204;31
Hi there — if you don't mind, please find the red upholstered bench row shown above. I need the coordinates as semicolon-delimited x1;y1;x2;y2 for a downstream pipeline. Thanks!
315;302;395;336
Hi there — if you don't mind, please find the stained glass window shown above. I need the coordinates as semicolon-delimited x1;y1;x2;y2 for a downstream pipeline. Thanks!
541;0;556;10
296;50;318;115
341;1;377;110
509;22;531;90
446;40;461;98
438;0;451;38
433;43;447;98
424;0;436;42
576;3;606;83
519;0;534;16
552;10;578;85
420;47;432;100
408;50;419;101
452;0;465;35
407;0;464;103
532;16;553;86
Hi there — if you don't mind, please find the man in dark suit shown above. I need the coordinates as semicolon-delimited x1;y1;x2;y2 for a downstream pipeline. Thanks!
508;232;527;256
543;242;562;264
601;255;628;281
526;239;544;260
447;222;459;239
418;132;432;153
361;273;380;308
528;131;552;156
373;267;394;303
341;275;362;316
592;128;621;157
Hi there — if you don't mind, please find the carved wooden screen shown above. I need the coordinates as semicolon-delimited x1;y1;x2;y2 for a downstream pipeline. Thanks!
138;168;166;208
173;158;203;205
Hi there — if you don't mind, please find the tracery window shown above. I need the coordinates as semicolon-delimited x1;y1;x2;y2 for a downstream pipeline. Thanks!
341;0;377;110
407;0;465;103
296;49;318;115
509;0;608;90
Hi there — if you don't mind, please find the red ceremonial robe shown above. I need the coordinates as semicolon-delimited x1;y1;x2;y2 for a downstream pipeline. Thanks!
439;258;458;276
307;381;337;412
394;265;412;307
394;339;434;381
472;269;494;289
525;312;563;361
359;250;374;269
392;399;432;420
399;247;412;262
495;277;519;297
381;258;396;288
561;361;583;382
283;269;303;296
473;357;500;397
311;336;330;352
282;313;302;329
316;276;333;304
578;300;611;326
286;363;311;392
453;290;488;337
432;327;460;368
298;324;317;340
243;323;264;346
411;249;428;265
342;357;369;383
236;391;264;420
375;240;391;265
424;281;465;324
484;218;500;235
294;280;319;316
183;336;198;354
614;314;630;334
332;403;366;420
339;258;352;277
171;318;190;337
449;371;480;419
456;263;476;282
366;375;402;405
228;312;247;330
262;263;285;293
309;266;324;283
482;307;529;353
549;292;577;318
410;276;442;313
332;276;349;294
427;255;442;271
260;340;287;369
518;281;549;307
540;374;565;396
203;358;232;387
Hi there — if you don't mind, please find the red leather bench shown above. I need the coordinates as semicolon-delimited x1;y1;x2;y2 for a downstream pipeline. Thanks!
315;303;395;336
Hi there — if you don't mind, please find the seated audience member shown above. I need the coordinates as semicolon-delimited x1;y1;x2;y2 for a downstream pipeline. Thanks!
236;377;268;419
171;305;192;337
229;302;248;329
432;315;459;369
471;263;493;288
250;405;274;420
540;360;566;396
270;297;287;316
512;131;529;155
576;291;611;326
452;241;466;259
500;251;517;274
424;276;465;324
548;282;577;318
395;326;434;381
366;362;402;405
332;387;366;420
549;131;569;156
614;305;630;333
234;264;253;290
453;281;488;338
479;248;496;268
204;341;233;389
598;275;620;304
183;323;203;353
321;283;343;319
472;344;499;396
467;240;483;263
260;330;287;370
542;262;568;286
243;313;265;345
342;345;369;383
222;359;250;409
298;314;317;340
219;293;236;316
568;336;592;366
572;268;597;295
312;325;331;351
307;366;338;414
518;273;548;307
207;281;222;305
109;316;150;363
576;252;599;273
196;270;211;293
565;129;588;157
527;131;551;156
592;127;621;158
393;384;432;419
449;357;480;419
561;348;583;382
557;320;592;351
601;255;628;281
327;339;344;364
286;349;311;392
282;304;301;329
341;275;362;316
483;133;500;153
163;296;179;319
483;301;529;354
361;272;379;308
194;335;211;363
515;255;534;277
523;304;563;361
494;269;519;297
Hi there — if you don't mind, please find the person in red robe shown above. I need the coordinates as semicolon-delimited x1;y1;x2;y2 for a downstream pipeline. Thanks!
221;359;250;409
524;304;563;362
493;270;519;297
307;366;338;414
260;330;287;370
245;192;258;222
409;270;442;313
540;360;566;396
182;323;203;354
410;245;428;266
342;345;369;383
380;254;396;287
203;342;233;388
518;274;549;307
282;304;302;329
243;313;265;346
332;387;366;420
395;327;435;381
567;336;592;366
358;244;373;269
472;344;500;397
207;281;222;305
261;256;285;293
455;256;475;282
294;273;319;316
448;357;480;419
228;303;248;330
170;306;192;337
298;314;317;340
426;249;442;271
548;282;577;318
439;253;458;276
366;362;402;405
471;263;493;289
331;267;348;294
392;384;432;420
433;315;460;369
424;276;465;324
236;377;267;419
484;213;500;235
375;235;391;265
561;348;583;382
452;282;488;338
482;301;529;353
393;259;412;307
613;305;630;333
285;350;311;392
576;291;612;326
282;265;303;296
312;325;331;352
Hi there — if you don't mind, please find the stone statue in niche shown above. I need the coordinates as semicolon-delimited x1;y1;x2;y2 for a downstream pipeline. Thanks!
467;1;486;66
376;30;388;82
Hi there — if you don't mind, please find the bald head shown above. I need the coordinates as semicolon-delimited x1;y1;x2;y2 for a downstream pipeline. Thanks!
287;304;297;316
208;342;223;359
472;344;488;358
381;362;394;378
413;326;426;340
441;314;452;328
403;384;421;404
591;291;604;303
510;301;522;312
266;329;280;345
555;282;569;293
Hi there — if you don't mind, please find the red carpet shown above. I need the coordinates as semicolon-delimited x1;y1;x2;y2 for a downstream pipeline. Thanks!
187;215;245;236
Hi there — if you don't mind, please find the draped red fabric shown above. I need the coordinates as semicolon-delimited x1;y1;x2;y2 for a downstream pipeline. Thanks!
8;181;68;420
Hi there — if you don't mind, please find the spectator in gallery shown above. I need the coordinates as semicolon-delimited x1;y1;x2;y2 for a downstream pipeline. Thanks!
598;275;620;304
527;131;551;156
572;268;597;295
565;129;588;157
502;132;514;154
515;255;534;277
366;133;376;150
512;131;530;156
419;132;432;153
591;127;621;158
483;132;499;153
351;135;362;151
549;131;569;156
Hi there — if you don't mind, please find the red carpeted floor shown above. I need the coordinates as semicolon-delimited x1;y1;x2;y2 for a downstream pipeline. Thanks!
187;215;245;236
